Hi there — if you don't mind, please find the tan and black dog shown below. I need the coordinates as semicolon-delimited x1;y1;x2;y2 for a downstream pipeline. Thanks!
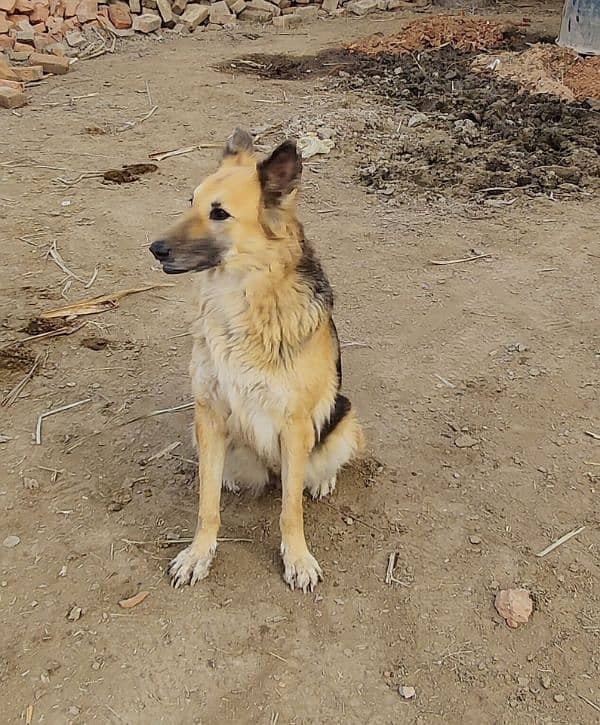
150;129;363;592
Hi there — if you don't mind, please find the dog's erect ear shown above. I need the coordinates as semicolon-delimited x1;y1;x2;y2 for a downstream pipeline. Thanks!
223;128;254;159
258;140;302;207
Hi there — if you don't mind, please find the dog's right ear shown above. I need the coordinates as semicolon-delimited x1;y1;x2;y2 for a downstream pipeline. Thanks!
222;128;255;166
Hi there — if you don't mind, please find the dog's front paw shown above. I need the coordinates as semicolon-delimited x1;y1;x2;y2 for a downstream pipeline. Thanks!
168;544;216;588
281;544;322;593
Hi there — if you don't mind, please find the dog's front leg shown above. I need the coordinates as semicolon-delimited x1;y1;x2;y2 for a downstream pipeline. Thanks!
280;415;322;592
169;400;226;588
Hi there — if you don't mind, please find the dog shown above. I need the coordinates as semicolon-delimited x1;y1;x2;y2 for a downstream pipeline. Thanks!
150;128;364;592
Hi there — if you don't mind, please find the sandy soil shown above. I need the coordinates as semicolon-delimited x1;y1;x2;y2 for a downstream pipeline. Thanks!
1;4;599;724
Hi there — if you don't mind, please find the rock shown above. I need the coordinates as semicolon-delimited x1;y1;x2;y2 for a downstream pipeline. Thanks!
553;693;565;703
246;0;279;14
0;0;17;12
28;51;70;74
65;29;86;46
2;534;21;547
346;0;378;15
540;674;551;689
321;0;337;11
156;0;174;25
494;588;533;629
229;0;245;12
108;1;132;28
76;0;98;22
272;11;301;27
63;0;79;15
399;685;416;700
407;112;428;127
171;0;186;13
30;3;50;22
238;4;270;20
454;434;478;448
132;12;161;31
66;605;82;621
0;58;19;81
179;4;208;29
209;0;234;23
469;535;481;545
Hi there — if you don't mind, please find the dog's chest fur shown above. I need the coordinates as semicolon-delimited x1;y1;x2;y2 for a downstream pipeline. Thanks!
189;271;325;465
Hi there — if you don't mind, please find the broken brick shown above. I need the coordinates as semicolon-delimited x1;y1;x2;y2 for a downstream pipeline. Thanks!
13;63;43;80
29;3;50;21
131;12;160;32
0;57;19;80
171;0;186;14
179;3;207;29
0;0;17;12
61;0;78;15
0;85;27;108
75;0;97;22
0;77;25;91
14;0;35;11
107;1;131;28
28;50;70;73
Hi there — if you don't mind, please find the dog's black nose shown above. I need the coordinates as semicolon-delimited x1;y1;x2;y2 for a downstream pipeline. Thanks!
150;239;170;261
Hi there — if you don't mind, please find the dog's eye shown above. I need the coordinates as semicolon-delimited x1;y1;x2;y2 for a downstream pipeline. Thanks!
209;207;231;221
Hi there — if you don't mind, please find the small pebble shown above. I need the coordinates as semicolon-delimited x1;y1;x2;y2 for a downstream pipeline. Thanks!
541;674;551;689
3;535;20;548
344;516;354;525
67;606;82;621
469;535;482;545
399;685;416;700
454;434;479;448
554;693;565;703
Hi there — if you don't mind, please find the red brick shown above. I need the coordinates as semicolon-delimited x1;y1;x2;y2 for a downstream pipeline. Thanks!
0;85;27;107
0;56;18;79
107;1;130;27
12;63;42;79
29;3;49;21
45;14;63;32
13;39;33;52
61;0;77;15
28;50;69;72
0;0;17;12
0;10;12;31
33;31;51;47
15;0;36;10
0;76;24;90
75;0;96;22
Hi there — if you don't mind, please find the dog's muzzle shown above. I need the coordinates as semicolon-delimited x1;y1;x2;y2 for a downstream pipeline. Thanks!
150;238;222;274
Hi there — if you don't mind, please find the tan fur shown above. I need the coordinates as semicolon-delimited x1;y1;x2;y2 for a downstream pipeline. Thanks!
156;130;364;592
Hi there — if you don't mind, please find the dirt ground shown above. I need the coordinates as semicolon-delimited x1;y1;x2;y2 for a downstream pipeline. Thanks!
1;3;600;724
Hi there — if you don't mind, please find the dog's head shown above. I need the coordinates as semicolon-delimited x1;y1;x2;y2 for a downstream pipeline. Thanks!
150;129;302;275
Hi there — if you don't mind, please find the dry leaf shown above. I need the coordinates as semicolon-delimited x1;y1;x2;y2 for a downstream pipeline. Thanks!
41;284;173;319
119;590;150;609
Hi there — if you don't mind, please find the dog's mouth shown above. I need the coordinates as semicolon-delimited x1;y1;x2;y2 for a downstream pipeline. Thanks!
150;239;222;274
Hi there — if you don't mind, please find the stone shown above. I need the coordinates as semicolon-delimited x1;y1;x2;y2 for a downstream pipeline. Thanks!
494;588;533;629
132;11;160;30
469;535;482;545
346;0;377;14
75;0;97;22
321;0;337;11
156;0;174;25
108;1;131;26
246;0;278;14
66;605;82;621
398;685;416;700
2;534;21;547
209;0;232;22
16;26;36;43
179;3;207;28
30;2;50;21
171;0;186;13
128;0;140;10
238;3;268;19
272;12;300;27
0;57;19;80
229;0;244;11
454;434;478;448
14;0;34;11
28;50;70;73
13;63;43;79
33;32;53;48
0;86;27;106
65;27;85;44
540;674;552;689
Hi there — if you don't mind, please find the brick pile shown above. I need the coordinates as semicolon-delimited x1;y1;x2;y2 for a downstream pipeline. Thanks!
0;0;402;109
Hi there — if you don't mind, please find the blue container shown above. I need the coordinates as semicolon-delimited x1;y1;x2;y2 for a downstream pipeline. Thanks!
558;0;600;55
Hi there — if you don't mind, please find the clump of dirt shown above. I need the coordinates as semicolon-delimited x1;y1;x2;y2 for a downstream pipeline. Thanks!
348;14;526;55
475;45;600;101
21;317;67;336
0;347;37;381
81;337;110;351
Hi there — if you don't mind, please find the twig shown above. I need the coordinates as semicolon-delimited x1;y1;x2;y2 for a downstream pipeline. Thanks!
579;694;600;714
46;241;87;283
429;253;492;266
117;105;158;133
35;398;92;445
385;552;397;584
145;80;152;108
1;353;44;407
585;430;600;440
434;373;455;388
1;321;87;349
84;265;99;289
55;171;105;187
148;143;223;162
121;537;253;545
536;525;586;558
340;340;372;349
146;441;181;462
124;400;194;425
41;283;173;319
584;461;600;466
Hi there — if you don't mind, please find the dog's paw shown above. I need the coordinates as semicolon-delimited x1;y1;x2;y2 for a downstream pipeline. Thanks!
281;545;322;593
168;544;216;588
309;475;337;500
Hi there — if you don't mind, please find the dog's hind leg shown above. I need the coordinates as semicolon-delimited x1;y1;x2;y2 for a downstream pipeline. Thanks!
169;400;226;588
305;404;364;499
222;444;270;495
279;414;322;593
